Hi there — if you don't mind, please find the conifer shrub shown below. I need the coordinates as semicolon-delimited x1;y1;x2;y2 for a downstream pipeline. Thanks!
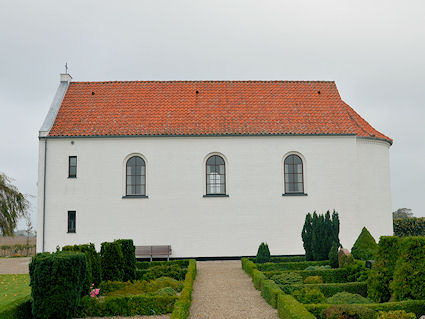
393;217;425;237
329;242;339;268
367;236;400;302
255;242;271;264
351;227;378;260
338;253;355;268
292;287;325;304
29;251;87;319
114;239;136;282
62;243;101;293
302;213;314;261
390;236;425;301
271;272;303;286
101;242;124;282
376;310;416;319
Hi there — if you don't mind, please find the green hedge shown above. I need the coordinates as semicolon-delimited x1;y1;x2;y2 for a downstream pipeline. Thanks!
241;258;257;277
75;295;177;317
29;251;87;319
277;293;316;319
280;282;367;297
100;242;124;282
115;239;136;282
306;300;425;319
270;256;306;263
136;264;187;281
257;260;329;272
393;217;425;237
62;243;101;293
265;268;350;283
136;260;189;270
367;236;400;302
169;259;197;319
253;269;267;290
261;280;281;308
391;236;425;301
0;296;32;319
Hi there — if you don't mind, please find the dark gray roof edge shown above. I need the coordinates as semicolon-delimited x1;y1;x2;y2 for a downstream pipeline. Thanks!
356;136;393;146
41;133;357;139
39;81;70;137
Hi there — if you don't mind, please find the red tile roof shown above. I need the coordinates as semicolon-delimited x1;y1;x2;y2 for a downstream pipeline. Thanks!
48;80;392;143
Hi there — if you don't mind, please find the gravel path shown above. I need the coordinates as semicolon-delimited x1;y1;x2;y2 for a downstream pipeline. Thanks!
189;261;278;319
0;257;31;274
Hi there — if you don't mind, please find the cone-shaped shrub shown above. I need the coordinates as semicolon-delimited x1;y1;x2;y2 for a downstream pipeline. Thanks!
255;242;271;264
351;227;378;260
100;242;124;281
115;239;136;281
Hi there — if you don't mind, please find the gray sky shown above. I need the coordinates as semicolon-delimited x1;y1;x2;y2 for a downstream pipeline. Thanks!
0;0;424;229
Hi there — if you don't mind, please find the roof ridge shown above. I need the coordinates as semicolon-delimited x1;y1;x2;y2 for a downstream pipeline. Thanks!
70;80;336;84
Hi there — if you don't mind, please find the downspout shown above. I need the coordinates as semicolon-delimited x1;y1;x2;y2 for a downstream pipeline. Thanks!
42;137;47;252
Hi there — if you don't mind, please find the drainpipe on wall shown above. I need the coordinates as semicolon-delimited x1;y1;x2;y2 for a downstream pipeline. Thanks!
42;137;47;252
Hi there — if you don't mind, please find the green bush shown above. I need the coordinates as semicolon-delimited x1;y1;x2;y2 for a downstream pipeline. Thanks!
156;287;177;296
324;304;375;319
338;253;355;268
265;268;350;283
283;282;368;297
241;258;257;277
302;213;314;261
393;217;425;237
368;236;400;302
114;239;136;282
100;242;124;282
324;292;371;304
253;269;266;290
136;264;187;281
136;260;189;270
390;236;425;301
271;272;303;286
261;279;281;308
329;243;338;269
270;256;305;263
305;265;331;271
376;310;416;319
304;276;323;284
0;295;32;319
292;287;325;304
75;294;177;317
277;293;316;319
62;243;101;294
29;251;87;319
351;227;378;261
255;242;271;264
257;260;329;271
150;277;184;292
169;259;197;319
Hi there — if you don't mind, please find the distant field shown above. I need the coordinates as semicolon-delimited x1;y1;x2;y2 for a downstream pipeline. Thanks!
0;274;31;312
0;237;36;257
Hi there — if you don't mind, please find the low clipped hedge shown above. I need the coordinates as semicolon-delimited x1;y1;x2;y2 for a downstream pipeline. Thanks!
0;296;32;319
29;251;87;319
253;269;267;290
265;268;350;283
170;259;197;319
257;260;329;272
75;295;178;317
136;260;189;270
261;280;281;308
136;264;187;281
280;282;368;297
241;257;257;277
269;256;306;263
306;300;425;319
277;294;316;319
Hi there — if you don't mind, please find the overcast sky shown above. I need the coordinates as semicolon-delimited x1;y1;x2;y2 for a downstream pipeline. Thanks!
0;0;424;229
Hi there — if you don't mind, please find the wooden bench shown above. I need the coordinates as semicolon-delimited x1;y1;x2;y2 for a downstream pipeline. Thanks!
135;245;172;261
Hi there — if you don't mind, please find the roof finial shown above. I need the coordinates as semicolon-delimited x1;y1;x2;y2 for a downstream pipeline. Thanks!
65;62;68;74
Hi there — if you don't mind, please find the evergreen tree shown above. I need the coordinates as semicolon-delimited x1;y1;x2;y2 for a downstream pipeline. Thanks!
324;211;333;258
255;242;271;263
329;242;339;268
301;213;313;260
351;227;378;260
331;210;341;247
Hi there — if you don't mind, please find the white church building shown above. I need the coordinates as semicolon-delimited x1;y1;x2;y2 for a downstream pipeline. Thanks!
37;74;393;257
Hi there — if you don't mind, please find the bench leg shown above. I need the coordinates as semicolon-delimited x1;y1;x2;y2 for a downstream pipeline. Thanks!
167;255;169;262
150;256;152;262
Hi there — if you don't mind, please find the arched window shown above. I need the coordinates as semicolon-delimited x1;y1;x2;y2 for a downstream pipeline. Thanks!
126;156;146;196
284;154;304;194
206;155;226;194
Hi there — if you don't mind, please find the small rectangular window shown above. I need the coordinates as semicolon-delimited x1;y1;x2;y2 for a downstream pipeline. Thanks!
68;211;76;233
69;156;77;178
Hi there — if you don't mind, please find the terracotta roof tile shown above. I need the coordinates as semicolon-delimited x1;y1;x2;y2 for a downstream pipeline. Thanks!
48;80;392;143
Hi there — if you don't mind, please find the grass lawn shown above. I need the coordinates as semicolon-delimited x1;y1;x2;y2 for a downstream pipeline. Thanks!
0;274;30;311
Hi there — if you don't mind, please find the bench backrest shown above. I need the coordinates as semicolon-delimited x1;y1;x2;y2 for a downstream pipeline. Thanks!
135;245;171;256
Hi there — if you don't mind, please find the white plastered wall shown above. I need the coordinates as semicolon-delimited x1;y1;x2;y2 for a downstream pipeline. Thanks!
37;135;392;257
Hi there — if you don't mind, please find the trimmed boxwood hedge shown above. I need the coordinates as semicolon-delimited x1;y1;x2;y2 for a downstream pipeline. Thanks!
169;259;197;319
280;282;368;297
241;258;257;277
277;293;316;319
114;239;136;282
29;251;87;319
253;269;267;290
136;260;189;270
136;264;187;281
261;280;281;308
257;260;329;272
265;268;350;283
305;300;425;319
